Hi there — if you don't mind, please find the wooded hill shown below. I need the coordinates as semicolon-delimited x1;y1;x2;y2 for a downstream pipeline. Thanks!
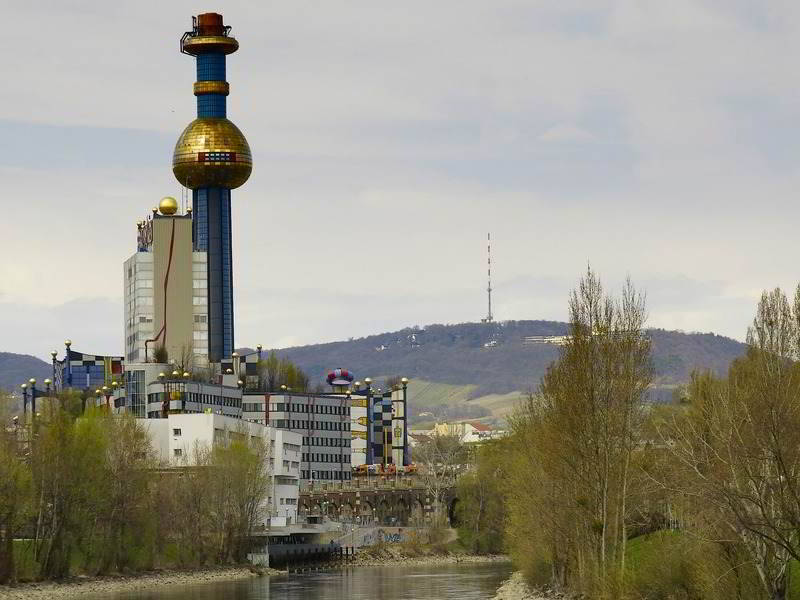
2;321;746;412
266;320;746;401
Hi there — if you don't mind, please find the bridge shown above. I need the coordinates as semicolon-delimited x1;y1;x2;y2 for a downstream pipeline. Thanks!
299;478;457;527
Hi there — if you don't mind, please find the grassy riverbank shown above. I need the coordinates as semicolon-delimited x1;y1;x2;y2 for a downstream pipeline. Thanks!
349;537;509;568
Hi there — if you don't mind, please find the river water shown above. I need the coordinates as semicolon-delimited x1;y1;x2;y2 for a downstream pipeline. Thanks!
108;563;512;600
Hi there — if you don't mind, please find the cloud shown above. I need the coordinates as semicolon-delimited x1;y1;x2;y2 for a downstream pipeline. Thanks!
3;1;800;358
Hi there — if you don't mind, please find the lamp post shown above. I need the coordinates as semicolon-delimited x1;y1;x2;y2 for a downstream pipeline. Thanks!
28;379;37;417
342;390;350;487
50;350;58;389
64;340;72;388
158;372;167;418
364;378;373;466
20;383;28;417
401;377;409;468
111;380;119;411
219;368;233;414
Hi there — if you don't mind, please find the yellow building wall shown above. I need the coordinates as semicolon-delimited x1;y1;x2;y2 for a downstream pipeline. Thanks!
152;215;193;365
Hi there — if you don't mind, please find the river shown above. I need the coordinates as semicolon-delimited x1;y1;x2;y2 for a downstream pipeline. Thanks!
105;563;513;600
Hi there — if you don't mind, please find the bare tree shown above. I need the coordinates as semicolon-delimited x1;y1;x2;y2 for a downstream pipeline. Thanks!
663;287;800;600
413;432;467;526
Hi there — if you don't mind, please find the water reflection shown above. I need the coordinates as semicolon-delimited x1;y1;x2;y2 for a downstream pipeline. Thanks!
109;563;512;600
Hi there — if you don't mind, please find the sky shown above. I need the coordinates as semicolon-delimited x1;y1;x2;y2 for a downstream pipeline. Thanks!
2;0;800;360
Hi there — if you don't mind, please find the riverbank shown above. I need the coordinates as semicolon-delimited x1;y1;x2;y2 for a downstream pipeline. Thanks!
492;572;574;600
0;565;279;600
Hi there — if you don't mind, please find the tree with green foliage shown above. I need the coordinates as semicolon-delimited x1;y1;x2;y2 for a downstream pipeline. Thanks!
257;351;310;392
456;438;507;554
0;410;33;584
663;287;800;600
505;269;652;597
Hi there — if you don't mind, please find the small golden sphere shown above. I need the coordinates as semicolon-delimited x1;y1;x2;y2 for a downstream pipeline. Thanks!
159;196;178;215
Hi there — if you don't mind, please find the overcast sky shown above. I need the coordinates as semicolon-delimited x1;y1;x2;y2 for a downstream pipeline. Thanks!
2;1;800;360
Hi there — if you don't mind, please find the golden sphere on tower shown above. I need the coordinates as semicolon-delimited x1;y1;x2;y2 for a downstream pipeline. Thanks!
172;118;252;190
159;196;179;215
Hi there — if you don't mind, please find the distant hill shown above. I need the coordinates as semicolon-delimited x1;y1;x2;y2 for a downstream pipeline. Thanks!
0;320;746;421
259;320;746;401
0;352;52;393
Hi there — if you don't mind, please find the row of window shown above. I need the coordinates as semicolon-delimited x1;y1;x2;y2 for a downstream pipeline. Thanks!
300;470;351;481
302;436;349;447
147;392;241;408
271;403;350;415
272;419;351;432
303;452;350;464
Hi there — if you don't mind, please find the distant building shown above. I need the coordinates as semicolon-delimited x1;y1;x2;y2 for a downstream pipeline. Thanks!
54;341;123;393
143;413;301;525
433;420;501;443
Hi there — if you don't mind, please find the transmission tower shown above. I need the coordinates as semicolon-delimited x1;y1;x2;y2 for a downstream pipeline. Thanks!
482;233;494;323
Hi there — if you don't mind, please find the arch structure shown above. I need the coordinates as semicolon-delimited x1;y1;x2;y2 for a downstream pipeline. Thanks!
299;486;458;527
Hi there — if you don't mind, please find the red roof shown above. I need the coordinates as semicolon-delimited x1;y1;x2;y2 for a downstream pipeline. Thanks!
467;421;492;432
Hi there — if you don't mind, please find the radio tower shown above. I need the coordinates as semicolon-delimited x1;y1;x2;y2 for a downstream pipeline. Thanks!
483;233;494;323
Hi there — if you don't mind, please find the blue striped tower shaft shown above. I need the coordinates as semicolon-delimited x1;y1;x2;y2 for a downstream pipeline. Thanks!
192;51;234;362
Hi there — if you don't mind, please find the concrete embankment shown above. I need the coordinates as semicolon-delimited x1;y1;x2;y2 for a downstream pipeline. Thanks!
492;572;573;600
0;566;278;600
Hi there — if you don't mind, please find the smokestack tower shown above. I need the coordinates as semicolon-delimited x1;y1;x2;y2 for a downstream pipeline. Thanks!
173;13;252;362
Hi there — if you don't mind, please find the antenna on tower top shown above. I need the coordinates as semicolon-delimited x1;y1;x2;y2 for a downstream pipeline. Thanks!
482;233;494;323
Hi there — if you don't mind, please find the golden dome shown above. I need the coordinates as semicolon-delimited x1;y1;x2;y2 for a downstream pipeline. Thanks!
172;118;252;190
159;196;178;215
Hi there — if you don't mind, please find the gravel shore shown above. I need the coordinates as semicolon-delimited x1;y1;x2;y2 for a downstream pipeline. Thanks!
492;572;573;600
0;566;278;600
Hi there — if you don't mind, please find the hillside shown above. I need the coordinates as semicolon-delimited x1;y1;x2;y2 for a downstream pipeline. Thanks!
268;320;746;400
0;352;52;393
0;321;746;422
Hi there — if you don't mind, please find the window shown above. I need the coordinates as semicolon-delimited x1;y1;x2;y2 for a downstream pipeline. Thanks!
173;448;182;457
194;314;207;323
173;428;181;436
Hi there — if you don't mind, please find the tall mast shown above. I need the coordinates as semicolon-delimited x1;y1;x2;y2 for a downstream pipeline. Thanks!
486;233;493;323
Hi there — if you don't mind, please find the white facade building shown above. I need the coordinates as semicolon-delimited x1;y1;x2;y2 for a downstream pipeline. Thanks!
143;413;302;526
123;252;154;363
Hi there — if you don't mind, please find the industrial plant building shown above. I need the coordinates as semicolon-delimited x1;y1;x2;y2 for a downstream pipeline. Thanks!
242;392;353;482
37;12;413;489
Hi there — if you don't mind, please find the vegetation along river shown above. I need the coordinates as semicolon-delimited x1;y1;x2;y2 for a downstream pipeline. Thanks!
100;563;513;600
